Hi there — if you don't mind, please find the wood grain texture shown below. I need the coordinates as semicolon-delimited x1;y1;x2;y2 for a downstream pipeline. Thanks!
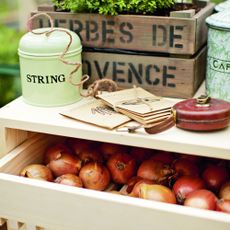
32;2;214;55
82;47;207;99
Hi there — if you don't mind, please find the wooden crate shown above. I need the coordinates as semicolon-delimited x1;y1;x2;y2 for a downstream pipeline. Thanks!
82;46;207;99
32;1;214;55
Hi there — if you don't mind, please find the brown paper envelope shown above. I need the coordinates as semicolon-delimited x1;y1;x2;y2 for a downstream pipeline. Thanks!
98;87;175;115
60;99;131;130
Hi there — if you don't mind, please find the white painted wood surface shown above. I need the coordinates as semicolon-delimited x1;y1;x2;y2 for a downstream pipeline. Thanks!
0;93;230;160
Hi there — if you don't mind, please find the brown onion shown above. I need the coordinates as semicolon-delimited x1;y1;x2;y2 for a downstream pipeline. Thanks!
100;143;128;160
79;162;110;191
173;158;200;177
78;148;104;165
184;189;217;210
130;179;154;198
107;152;137;184
129;147;153;164
47;152;81;177
219;181;230;200
173;176;206;204
202;165;229;192
137;159;174;184
43;143;72;164
55;174;83;187
20;164;53;182
216;199;230;213
139;184;176;204
67;138;93;155
150;151;174;164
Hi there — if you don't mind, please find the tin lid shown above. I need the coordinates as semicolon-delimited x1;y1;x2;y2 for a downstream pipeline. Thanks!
18;27;82;57
206;10;230;31
173;97;230;122
215;0;230;12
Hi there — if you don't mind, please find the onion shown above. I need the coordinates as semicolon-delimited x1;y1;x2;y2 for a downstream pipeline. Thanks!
130;179;154;197
107;152;136;184
172;176;206;204
178;153;201;163
67;138;93;155
100;143;128;160
184;189;217;210
173;158;200;177
79;162;110;191
43;143;72;164
216;199;230;213
219;181;230;200
202;165;229;192
47;152;81;177
78;148;104;165
150;151;174;164
20;164;53;182
139;184;176;204
137;159;174;184
129;147;153;164
55;174;83;187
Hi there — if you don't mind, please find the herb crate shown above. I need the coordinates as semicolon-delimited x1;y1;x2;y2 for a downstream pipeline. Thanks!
33;1;214;55
82;46;207;98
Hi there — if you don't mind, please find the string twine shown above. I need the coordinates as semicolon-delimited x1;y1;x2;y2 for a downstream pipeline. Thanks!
28;13;120;97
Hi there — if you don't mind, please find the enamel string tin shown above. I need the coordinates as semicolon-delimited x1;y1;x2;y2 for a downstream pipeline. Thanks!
18;13;85;107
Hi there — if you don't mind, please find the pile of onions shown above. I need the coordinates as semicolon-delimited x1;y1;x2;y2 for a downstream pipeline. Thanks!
19;138;230;213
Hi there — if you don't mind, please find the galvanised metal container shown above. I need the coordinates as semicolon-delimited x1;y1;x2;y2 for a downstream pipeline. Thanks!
215;0;230;12
18;27;82;107
206;11;230;102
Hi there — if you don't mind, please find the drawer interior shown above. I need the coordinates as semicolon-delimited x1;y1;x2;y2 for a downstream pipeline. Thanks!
0;133;229;230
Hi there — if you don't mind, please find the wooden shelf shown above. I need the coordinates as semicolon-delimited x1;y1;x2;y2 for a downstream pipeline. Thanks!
0;92;229;160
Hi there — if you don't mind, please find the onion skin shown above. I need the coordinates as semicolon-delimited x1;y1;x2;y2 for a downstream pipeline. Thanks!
100;143;128;160
55;174;83;187
137;159;174;183
107;152;136;184
184;189;217;210
173;176;206;204
130;179;154;198
173;158;200;177
43;143;72;164
219;181;230;200
47;152;81;177
67;138;92;155
78;148;104;165
20;164;53;182
79;162;110;191
139;184;176;204
129;147;153;164
216;199;230;213
202;165;229;192
150;151;174;165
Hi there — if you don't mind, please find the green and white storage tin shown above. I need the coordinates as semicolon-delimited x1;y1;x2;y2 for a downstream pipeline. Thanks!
18;27;83;107
215;0;230;12
206;11;230;102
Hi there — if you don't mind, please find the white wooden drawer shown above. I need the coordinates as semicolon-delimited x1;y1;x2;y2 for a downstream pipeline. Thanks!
0;134;229;230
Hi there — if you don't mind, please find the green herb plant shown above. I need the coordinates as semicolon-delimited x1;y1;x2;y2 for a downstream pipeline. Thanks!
52;0;176;15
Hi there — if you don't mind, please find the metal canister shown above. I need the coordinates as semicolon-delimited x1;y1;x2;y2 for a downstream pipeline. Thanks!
206;10;230;102
18;27;82;107
215;0;230;12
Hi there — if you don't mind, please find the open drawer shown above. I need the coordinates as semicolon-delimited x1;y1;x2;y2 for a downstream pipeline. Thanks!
0;134;229;230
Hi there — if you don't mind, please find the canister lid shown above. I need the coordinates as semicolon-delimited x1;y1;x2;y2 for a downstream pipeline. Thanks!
215;0;230;12
206;10;230;31
18;27;82;56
